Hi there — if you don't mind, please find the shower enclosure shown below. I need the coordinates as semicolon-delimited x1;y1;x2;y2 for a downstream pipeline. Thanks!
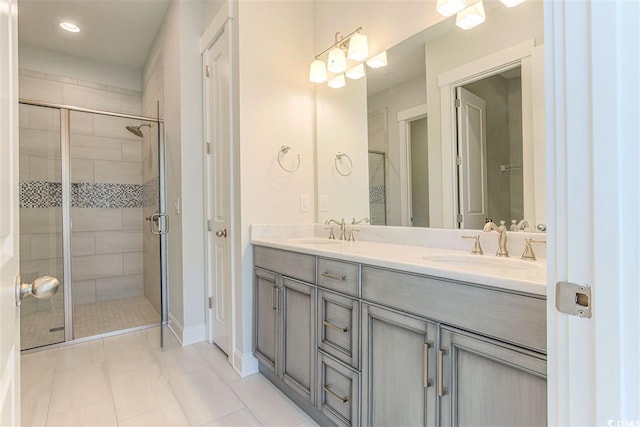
18;101;167;350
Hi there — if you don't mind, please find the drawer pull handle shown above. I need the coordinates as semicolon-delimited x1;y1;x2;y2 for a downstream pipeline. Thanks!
321;272;346;281
423;341;433;388
323;320;349;333
323;384;349;403
438;347;448;397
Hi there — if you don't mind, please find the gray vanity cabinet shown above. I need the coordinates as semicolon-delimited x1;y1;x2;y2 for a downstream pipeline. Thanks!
281;277;316;403
254;268;278;373
439;327;547;427
253;246;318;406
361;303;438;427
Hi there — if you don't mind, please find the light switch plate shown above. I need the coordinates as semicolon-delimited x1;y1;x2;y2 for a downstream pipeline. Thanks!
319;195;329;212
300;194;310;212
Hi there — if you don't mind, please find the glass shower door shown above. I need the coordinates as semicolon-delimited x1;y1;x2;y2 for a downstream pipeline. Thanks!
18;104;66;350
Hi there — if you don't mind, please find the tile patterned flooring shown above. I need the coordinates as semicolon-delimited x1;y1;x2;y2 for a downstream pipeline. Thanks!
21;296;160;350
21;327;319;427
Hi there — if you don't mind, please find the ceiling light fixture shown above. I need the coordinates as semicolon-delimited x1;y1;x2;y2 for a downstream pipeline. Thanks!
59;22;80;33
456;1;486;30
436;0;467;17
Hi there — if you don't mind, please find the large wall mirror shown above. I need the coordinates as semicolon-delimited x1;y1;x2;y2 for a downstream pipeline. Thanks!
316;0;546;232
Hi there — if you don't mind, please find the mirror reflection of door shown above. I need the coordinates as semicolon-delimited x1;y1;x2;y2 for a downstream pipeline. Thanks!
409;116;429;227
456;66;524;229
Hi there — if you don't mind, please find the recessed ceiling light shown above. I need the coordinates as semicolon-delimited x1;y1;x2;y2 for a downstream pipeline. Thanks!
59;22;80;33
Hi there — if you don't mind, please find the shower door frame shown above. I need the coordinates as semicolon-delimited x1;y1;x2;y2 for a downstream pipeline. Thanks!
19;98;166;345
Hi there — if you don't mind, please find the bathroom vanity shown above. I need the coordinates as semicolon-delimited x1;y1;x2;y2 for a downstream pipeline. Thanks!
252;227;547;427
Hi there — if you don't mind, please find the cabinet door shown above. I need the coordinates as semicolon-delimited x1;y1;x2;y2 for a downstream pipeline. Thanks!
362;304;437;427
281;277;316;403
439;327;547;427
254;268;279;373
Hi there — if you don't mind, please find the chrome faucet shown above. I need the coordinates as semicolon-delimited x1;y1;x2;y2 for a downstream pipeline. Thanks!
325;218;346;240
483;220;509;257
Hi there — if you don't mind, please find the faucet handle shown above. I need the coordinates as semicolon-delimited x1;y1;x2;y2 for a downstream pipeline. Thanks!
325;227;335;240
461;235;483;255
347;228;360;241
521;238;547;260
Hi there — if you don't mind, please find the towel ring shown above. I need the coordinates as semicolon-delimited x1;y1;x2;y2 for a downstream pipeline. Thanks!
278;145;300;173
335;152;353;177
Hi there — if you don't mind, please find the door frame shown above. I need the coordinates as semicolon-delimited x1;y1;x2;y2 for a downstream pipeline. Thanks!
398;103;427;227
437;39;539;229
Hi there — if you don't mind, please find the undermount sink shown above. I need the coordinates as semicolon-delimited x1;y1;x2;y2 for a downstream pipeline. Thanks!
422;253;545;276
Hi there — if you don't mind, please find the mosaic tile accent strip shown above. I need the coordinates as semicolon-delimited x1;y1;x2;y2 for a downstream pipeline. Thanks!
143;176;160;207
19;180;144;208
370;184;386;204
72;182;143;208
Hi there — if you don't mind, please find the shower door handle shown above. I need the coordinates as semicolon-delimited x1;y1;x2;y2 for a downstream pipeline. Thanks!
15;275;60;307
147;212;169;235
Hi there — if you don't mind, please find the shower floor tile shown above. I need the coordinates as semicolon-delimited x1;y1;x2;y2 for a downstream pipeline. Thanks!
74;295;160;339
20;295;160;350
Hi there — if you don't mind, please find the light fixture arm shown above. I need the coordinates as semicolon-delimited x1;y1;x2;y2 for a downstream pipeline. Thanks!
315;27;363;59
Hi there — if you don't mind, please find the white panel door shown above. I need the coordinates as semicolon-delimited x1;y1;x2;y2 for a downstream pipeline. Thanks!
0;0;21;423
456;87;488;229
204;23;231;355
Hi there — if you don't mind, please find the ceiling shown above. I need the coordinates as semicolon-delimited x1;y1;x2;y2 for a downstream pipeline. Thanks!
18;0;171;70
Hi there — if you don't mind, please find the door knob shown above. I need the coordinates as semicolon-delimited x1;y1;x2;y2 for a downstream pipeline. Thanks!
215;229;227;238
15;275;60;307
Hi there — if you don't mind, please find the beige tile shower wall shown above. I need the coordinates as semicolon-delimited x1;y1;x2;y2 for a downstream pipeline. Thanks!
141;57;163;314
19;70;144;308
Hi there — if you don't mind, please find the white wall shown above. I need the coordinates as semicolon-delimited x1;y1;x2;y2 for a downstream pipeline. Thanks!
143;0;206;344
425;0;544;227
19;45;141;92
235;0;316;366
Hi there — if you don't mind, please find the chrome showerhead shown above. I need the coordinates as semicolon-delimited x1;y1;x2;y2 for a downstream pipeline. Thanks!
125;123;152;137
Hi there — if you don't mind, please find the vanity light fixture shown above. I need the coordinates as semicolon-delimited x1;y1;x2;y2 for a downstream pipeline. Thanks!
456;1;486;30
327;47;347;73
309;59;328;83
328;74;346;89
366;51;387;69
436;0;467;17
59;21;80;33
346;64;365;80
347;33;369;61
309;27;373;87
499;0;526;7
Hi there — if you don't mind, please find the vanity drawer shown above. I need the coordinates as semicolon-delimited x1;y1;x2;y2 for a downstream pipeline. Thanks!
318;258;359;297
361;266;547;353
317;351;360;427
317;289;360;370
254;246;316;284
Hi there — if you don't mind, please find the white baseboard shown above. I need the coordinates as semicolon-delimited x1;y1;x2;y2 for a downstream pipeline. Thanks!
167;313;184;344
167;313;205;346
182;323;206;345
233;348;258;377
